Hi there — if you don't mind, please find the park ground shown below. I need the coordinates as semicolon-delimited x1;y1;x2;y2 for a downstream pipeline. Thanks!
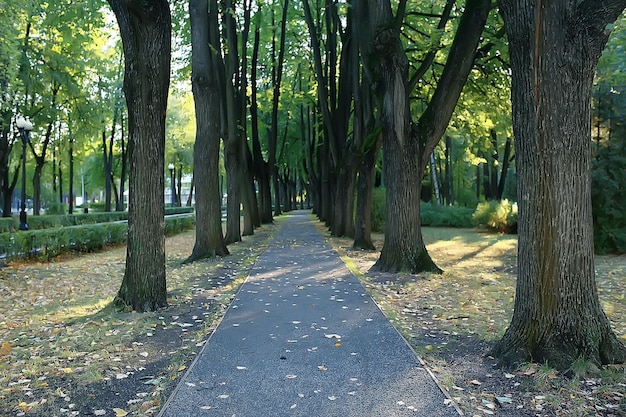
0;215;624;417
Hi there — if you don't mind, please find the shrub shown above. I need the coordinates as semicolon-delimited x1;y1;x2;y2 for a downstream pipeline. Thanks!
166;206;195;215
369;187;476;231
0;218;17;233
591;145;626;254
45;202;68;215
0;213;194;262
421;204;475;228
473;199;518;233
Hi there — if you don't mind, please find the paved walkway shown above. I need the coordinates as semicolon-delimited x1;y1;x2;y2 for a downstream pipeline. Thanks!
159;211;460;417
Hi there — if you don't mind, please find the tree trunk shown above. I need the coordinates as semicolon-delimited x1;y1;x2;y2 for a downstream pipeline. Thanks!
492;0;626;370
186;174;194;207
31;119;54;216
2;166;19;218
353;135;381;250
116;112;127;212
103;129;112;212
271;0;290;218
108;0;171;312
496;136;512;199
224;141;242;244
367;0;490;273
186;0;228;262
69;133;74;214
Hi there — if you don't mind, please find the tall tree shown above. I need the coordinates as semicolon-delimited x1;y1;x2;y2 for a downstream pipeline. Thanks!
108;0;171;312
303;0;361;238
186;0;229;262
492;2;626;369
269;0;290;218
365;0;491;273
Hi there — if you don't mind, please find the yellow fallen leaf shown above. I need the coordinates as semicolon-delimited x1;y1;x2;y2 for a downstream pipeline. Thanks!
113;408;128;417
0;342;11;357
178;365;187;372
334;342;342;347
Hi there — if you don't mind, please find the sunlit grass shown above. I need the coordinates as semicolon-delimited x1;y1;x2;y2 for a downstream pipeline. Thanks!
324;224;626;417
0;221;282;415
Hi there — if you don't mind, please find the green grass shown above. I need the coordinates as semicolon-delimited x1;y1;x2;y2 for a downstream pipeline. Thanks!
324;225;626;417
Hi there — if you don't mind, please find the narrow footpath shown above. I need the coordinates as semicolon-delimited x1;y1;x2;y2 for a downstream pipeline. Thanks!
159;211;460;417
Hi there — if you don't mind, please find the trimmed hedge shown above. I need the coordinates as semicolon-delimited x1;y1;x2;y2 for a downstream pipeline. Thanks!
0;214;195;262
370;187;476;231
421;204;475;228
165;206;194;215
28;212;130;230
0;218;17;233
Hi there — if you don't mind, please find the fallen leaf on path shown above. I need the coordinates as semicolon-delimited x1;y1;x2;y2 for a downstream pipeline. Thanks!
113;408;128;417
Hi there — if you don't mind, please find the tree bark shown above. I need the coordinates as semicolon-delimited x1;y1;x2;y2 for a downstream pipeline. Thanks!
186;0;228;262
492;0;626;370
269;0;290;218
250;25;273;225
108;0;171;312
367;0;490;273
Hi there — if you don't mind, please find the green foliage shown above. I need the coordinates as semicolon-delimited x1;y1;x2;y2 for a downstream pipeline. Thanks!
45;202;68;215
0;214;195;262
421;204;475;228
370;187;476;231
591;147;626;254
164;214;195;235
0;218;17;233
165;206;195;215
473;199;518;234
591;14;626;254
27;212;129;230
371;187;386;232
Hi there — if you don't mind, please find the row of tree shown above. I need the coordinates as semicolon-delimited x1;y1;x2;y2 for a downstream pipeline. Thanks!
1;0;624;370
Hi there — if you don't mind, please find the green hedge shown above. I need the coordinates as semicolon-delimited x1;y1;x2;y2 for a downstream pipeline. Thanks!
370;187;476;232
0;214;195;262
25;212;129;230
421;204;475;228
0;218;17;233
166;206;194;215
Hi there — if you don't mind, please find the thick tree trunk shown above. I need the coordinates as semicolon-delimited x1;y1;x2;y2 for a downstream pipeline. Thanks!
224;142;242;244
186;0;228;262
108;0;171;312
353;136;381;250
367;0;490;273
492;0;626;370
332;164;357;237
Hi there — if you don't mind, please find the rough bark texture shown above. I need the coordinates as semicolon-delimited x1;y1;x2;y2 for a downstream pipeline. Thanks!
186;0;228;262
353;137;380;250
492;0;626;370
108;0;171;312
367;0;490;273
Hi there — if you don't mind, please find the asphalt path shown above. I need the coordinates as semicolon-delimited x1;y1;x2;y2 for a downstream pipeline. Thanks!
159;210;460;417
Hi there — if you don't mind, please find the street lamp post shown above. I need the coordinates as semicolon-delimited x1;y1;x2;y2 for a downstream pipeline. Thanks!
16;116;33;231
168;163;175;207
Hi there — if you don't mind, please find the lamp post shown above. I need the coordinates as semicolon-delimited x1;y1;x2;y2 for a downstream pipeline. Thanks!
16;116;33;230
168;163;175;207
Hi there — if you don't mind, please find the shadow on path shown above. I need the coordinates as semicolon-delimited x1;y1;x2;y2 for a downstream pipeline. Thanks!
159;211;460;417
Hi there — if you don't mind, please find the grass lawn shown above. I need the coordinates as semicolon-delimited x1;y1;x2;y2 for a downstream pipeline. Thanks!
0;221;281;416
0;220;624;417
326;226;626;417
